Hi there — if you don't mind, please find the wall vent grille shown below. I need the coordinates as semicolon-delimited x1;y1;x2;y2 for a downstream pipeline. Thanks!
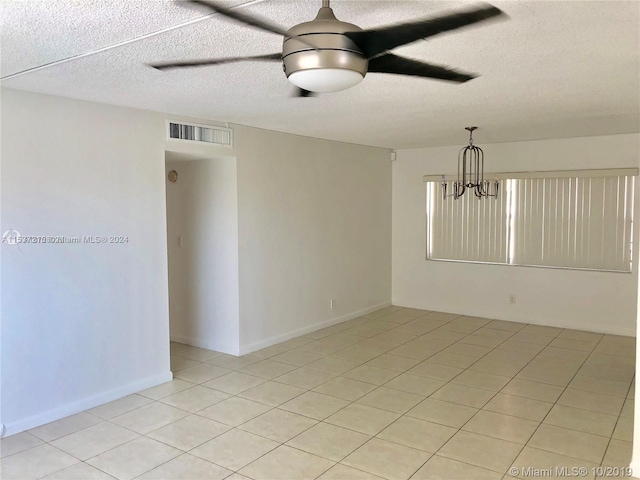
167;121;233;147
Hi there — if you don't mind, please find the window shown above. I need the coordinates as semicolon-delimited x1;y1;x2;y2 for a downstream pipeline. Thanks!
425;169;636;272
427;179;510;264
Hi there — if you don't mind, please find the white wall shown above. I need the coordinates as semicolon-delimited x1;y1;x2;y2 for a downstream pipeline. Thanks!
162;122;393;354
234;126;392;352
0;90;391;434
0;89;171;435
393;134;640;336
165;156;240;355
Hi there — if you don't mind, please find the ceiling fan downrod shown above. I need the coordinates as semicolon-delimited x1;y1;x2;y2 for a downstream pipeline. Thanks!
322;0;330;7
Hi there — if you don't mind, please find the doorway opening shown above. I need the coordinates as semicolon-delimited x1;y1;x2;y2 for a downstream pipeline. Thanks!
164;151;240;373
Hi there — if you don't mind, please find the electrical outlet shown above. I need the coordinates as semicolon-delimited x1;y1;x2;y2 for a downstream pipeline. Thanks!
509;294;516;305
330;299;334;310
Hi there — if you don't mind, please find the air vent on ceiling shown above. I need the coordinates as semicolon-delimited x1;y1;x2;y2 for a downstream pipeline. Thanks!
167;121;233;147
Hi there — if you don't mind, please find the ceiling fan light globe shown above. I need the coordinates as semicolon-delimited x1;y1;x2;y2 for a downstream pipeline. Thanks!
288;68;364;93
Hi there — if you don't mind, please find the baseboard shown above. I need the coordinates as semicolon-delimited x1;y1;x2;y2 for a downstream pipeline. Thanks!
170;335;239;356
1;370;173;438
489;313;635;337
238;301;392;355
391;300;636;337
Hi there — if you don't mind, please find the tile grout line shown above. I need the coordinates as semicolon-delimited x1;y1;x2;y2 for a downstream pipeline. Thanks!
27;330;625;478
151;313;489;478
141;332;634;480
403;321;558;478
186;312;434;480
25;356;632;479
300;316;529;477
501;331;619;478
5;307;633;480
596;372;636;476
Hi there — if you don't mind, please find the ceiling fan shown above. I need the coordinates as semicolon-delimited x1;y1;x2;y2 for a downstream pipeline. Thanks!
149;0;506;96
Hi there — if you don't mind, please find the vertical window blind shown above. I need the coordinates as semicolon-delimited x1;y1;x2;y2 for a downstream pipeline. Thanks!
425;169;636;272
426;179;509;264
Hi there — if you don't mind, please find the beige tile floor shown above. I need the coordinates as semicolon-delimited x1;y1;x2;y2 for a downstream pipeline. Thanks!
1;307;635;480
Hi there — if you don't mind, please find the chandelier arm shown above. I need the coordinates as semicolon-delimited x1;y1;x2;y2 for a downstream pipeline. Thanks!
464;147;470;187
457;147;464;199
458;181;465;198
466;148;470;187
461;147;466;187
470;130;477;187
458;147;463;188
466;147;471;187
478;146;485;192
474;147;481;187
462;148;469;195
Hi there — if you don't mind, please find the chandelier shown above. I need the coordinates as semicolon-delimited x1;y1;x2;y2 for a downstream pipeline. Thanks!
442;127;498;200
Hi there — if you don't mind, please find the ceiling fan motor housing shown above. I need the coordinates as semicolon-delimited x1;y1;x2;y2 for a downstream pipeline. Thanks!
283;7;368;92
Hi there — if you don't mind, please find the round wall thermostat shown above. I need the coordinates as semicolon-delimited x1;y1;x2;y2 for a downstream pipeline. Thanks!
168;170;178;183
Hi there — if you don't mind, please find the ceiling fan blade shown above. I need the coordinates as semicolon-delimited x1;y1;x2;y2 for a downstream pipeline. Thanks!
148;53;282;71
186;0;291;37
184;1;318;49
293;87;317;98
368;53;476;83
345;4;505;58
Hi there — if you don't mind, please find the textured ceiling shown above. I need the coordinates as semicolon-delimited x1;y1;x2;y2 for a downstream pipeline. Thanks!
1;0;639;149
